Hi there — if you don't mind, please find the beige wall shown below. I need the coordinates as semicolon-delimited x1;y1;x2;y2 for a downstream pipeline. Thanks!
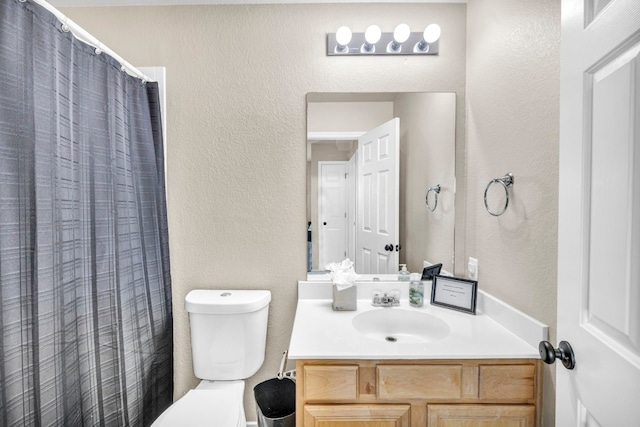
395;92;456;274
465;0;560;425
307;101;393;133
62;2;561;424
61;3;467;421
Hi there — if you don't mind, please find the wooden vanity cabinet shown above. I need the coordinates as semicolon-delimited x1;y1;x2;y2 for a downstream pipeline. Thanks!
296;359;541;427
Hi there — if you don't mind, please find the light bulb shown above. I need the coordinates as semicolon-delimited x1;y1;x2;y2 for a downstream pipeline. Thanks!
387;23;410;53
365;25;382;45
361;24;382;53
335;26;352;47
423;24;441;44
393;23;411;44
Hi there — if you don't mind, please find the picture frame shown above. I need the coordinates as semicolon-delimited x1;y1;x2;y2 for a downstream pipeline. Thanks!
430;275;478;314
421;263;443;281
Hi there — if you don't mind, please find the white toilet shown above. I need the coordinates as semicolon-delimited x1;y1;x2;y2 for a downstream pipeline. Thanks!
152;289;271;427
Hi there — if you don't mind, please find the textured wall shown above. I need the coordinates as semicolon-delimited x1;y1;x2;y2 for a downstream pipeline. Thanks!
465;0;560;425
60;3;467;420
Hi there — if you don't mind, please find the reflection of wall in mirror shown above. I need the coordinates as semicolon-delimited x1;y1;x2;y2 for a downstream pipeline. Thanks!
396;93;456;274
307;101;392;271
307;94;456;274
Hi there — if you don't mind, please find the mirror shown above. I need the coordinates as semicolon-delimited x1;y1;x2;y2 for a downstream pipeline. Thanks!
306;92;457;278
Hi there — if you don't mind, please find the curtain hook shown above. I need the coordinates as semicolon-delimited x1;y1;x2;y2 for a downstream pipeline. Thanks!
61;17;70;33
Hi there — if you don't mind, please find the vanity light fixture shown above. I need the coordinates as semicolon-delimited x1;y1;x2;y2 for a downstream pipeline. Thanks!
327;23;440;56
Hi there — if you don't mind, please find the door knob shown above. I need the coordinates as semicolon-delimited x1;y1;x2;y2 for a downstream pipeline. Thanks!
539;340;576;370
384;244;393;251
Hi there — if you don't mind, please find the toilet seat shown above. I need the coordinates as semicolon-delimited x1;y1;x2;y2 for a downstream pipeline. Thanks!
151;381;245;427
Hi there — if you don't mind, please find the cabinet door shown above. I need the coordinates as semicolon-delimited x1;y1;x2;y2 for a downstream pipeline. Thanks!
304;404;410;427
478;365;536;401
378;365;462;399
427;405;535;427
303;365;358;401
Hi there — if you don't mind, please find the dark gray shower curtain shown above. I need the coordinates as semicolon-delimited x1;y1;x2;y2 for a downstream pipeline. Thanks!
0;1;173;425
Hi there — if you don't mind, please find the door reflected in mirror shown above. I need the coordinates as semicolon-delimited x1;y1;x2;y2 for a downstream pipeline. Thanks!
307;92;456;277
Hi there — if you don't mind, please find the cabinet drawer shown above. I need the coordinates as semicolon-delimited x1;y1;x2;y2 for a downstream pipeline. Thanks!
304;404;410;427
479;364;536;401
428;404;535;427
378;365;462;399
303;365;358;401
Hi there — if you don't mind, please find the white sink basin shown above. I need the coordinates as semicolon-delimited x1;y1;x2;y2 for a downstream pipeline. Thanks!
352;309;450;344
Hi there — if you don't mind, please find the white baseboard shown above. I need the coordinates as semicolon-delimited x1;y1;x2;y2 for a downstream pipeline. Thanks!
246;422;258;427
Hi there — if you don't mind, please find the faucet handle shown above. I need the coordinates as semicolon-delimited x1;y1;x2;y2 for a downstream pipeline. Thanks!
389;289;401;305
372;290;383;305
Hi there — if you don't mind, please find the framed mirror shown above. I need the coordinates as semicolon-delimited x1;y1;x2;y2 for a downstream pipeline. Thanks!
306;92;456;278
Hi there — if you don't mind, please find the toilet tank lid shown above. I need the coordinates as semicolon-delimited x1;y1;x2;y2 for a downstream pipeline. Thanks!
185;290;271;314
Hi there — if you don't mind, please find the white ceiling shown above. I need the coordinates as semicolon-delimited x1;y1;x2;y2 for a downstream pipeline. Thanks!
49;0;465;7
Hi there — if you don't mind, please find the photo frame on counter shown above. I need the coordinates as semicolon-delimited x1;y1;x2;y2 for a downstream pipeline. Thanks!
421;263;443;281
430;275;478;314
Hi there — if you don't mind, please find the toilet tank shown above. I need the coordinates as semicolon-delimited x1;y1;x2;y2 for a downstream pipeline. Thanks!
185;290;271;381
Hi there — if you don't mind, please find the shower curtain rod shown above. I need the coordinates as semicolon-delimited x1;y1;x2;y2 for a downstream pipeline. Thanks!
25;0;152;82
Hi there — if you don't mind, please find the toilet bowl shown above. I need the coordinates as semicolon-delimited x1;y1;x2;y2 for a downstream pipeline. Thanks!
151;380;245;427
152;290;271;427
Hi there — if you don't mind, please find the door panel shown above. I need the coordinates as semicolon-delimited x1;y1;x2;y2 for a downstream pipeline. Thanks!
319;162;347;268
558;0;640;424
587;42;640;361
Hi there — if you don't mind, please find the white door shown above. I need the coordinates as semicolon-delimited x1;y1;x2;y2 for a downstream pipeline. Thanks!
556;0;640;424
356;118;399;274
347;152;357;263
318;162;348;269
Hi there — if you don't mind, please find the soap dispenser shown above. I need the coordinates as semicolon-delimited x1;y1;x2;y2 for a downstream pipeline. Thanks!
409;273;424;307
398;264;410;281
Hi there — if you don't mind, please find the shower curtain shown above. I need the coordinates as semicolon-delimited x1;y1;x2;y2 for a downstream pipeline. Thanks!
0;1;173;426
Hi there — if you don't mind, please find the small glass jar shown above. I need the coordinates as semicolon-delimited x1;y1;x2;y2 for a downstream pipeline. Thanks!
409;274;424;307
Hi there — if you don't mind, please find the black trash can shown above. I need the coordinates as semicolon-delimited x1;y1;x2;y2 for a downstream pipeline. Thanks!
254;378;296;427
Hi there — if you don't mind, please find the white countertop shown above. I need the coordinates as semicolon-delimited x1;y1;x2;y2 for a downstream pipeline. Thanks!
288;281;548;360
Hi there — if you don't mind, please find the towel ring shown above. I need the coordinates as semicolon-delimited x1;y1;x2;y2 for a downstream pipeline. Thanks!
426;184;441;212
484;173;514;216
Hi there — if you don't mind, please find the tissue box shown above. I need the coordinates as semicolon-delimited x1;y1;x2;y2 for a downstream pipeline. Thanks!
332;284;357;311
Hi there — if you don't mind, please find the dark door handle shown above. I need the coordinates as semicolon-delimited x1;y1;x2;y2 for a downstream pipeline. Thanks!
396;244;402;252
323;222;327;225
384;244;393;251
539;340;576;370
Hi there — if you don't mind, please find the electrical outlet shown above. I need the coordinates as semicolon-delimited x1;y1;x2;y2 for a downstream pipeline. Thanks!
468;257;478;280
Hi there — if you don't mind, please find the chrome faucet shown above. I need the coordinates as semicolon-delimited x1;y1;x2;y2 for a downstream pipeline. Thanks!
372;290;400;307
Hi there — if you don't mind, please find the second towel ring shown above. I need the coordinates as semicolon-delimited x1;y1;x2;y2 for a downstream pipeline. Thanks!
484;173;514;216
426;184;441;212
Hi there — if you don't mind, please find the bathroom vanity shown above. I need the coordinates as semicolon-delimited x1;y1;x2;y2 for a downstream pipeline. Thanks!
289;281;547;427
297;358;538;426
